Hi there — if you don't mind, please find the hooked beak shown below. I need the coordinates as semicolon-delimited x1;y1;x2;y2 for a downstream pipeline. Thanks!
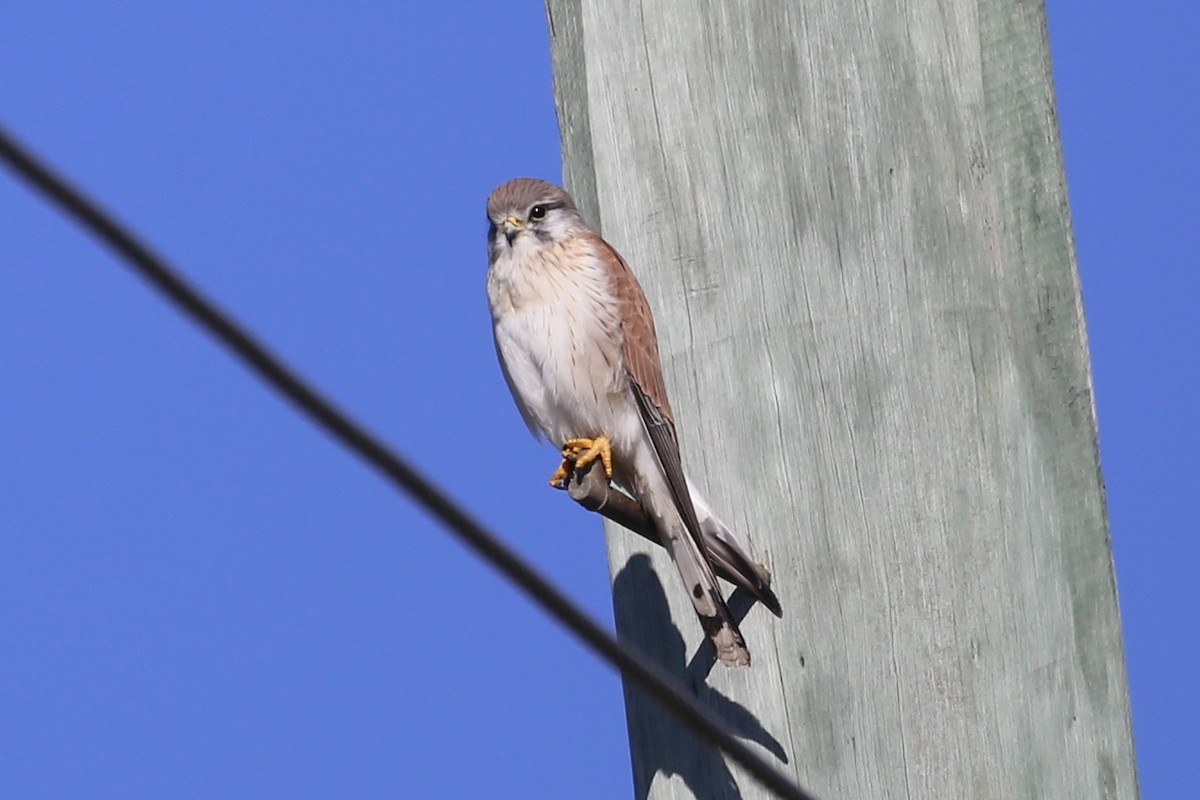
502;215;524;245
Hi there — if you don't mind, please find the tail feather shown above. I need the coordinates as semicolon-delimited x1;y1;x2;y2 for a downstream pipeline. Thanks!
657;512;751;667
689;482;783;618
700;517;783;618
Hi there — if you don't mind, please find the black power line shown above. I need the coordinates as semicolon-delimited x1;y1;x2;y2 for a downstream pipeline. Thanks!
0;123;818;800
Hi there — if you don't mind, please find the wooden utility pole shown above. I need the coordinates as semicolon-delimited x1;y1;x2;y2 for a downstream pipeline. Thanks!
547;2;1137;798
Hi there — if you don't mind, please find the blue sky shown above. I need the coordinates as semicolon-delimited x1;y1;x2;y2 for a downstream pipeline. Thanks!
1;3;1194;798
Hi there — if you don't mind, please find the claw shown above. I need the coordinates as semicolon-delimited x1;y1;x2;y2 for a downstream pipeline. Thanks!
548;435;613;489
564;436;613;479
548;459;573;488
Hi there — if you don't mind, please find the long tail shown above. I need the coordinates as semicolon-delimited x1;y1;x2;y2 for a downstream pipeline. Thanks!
655;509;751;667
623;396;753;666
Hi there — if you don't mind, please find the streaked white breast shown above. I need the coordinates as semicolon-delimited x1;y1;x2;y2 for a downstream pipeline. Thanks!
487;237;642;452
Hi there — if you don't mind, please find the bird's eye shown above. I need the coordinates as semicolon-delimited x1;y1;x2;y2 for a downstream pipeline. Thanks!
529;204;547;221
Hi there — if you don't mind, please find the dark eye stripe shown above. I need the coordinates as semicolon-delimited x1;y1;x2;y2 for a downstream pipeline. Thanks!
528;200;565;221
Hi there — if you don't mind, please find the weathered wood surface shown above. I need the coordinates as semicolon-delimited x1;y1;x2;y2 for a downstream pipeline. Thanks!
547;1;1138;798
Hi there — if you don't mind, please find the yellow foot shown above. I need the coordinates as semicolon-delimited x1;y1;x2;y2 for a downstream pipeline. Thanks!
548;459;573;488
563;436;613;478
548;435;614;489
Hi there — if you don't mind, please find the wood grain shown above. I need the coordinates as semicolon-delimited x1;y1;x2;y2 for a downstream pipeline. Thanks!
547;1;1138;797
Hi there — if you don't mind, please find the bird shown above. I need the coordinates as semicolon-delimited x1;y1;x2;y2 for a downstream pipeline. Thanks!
485;177;781;667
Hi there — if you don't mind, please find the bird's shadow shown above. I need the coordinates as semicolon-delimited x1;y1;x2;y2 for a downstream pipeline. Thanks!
612;554;789;800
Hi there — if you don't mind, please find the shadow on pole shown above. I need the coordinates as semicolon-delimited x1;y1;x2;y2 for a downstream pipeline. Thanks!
614;554;788;800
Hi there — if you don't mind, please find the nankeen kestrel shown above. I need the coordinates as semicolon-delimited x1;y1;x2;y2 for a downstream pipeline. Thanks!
485;177;781;667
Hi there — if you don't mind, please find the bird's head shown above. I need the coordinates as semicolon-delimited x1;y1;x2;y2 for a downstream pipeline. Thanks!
486;178;584;256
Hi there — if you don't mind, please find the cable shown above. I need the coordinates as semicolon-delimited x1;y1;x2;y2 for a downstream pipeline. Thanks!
0;123;818;800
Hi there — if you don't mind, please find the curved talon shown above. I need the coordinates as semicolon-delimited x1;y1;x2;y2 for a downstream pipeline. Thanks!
562;436;613;479
548;460;573;489
548;435;614;489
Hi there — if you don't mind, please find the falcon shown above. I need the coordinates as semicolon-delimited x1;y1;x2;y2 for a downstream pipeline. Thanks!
485;177;781;666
